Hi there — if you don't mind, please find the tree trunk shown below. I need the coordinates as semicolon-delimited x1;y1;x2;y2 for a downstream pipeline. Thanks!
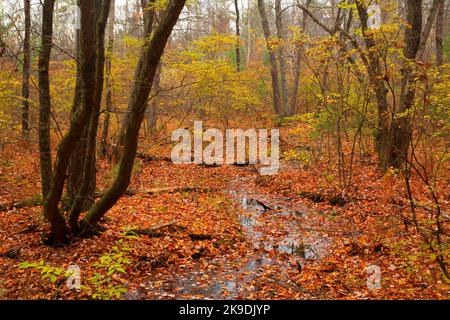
100;0;116;157
43;0;100;245
38;0;55;200
436;0;445;67
275;0;290;116
69;0;110;232
291;0;311;114
416;0;440;61
81;0;187;232
147;62;161;134
257;0;282;116
234;0;241;72
389;0;423;169
355;2;390;170
21;0;31;137
67;1;85;209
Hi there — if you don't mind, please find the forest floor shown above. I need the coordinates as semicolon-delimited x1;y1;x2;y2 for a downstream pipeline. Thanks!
0;140;449;300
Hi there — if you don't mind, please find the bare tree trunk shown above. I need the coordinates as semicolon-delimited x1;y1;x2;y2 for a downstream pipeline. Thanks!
38;0;55;200
436;0;445;67
81;0;187;232
117;0;156;153
246;0;252;65
43;0;100;245
69;0;111;232
100;0;116;156
416;0;440;61
275;0;290;116
147;62;161;134
234;0;241;72
389;0;423;169
355;2;390;170
21;0;31;137
257;0;282;116
141;0;159;136
291;0;311;114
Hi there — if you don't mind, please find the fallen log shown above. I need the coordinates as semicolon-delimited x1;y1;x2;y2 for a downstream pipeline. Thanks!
126;221;181;236
0;198;43;212
189;234;213;241
96;186;217;198
137;154;173;162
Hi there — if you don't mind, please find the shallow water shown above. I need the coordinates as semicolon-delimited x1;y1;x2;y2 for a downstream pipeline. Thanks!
136;177;331;299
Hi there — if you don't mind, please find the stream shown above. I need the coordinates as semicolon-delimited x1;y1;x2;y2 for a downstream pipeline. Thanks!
134;176;331;300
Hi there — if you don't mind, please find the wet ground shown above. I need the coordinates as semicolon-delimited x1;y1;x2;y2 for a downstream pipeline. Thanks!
135;174;332;300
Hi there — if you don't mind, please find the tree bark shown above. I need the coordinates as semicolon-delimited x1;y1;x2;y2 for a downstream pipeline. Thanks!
257;0;282;116
275;0;290;116
355;2;390;170
416;0;440;61
69;0;111;232
147;62;161;134
21;0;31;137
100;0;116;156
38;0;55;200
436;0;445;67
389;0;423;169
43;0;100;245
291;0;311;114
234;0;241;72
81;0;187;232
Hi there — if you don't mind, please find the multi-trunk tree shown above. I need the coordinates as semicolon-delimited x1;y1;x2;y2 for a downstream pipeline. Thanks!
38;0;187;245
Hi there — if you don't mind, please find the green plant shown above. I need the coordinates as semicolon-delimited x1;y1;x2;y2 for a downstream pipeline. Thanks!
18;233;136;300
89;239;133;300
19;260;66;283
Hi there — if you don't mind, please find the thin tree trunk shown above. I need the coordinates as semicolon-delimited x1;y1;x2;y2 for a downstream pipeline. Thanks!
235;0;241;72
257;0;282;116
291;0;312;114
38;0;55;200
100;0;116;156
147;62;161;134
416;0;440;61
275;0;290;116
436;0;445;67
246;0;252;66
21;0;31;137
81;0;187;232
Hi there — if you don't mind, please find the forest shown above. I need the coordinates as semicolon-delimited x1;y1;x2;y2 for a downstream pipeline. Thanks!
0;0;448;300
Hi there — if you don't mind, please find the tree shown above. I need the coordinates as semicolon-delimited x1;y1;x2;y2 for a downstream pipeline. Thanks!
257;0;282;116
42;0;109;245
38;0;55;199
21;0;31;137
388;0;423;169
275;0;290;116
234;0;241;72
80;0;187;233
39;0;186;245
100;0;116;156
436;0;445;67
291;0;311;114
